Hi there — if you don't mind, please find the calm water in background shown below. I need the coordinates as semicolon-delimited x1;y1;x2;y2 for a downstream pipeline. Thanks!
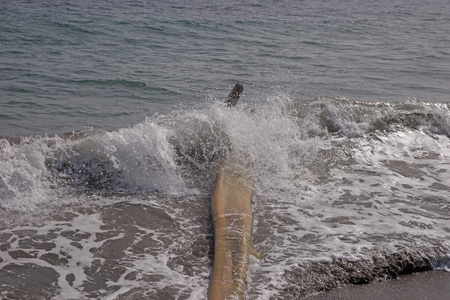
1;1;449;299
1;0;449;136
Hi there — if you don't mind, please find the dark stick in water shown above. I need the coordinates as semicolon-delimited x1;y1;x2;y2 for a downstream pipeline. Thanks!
225;82;244;107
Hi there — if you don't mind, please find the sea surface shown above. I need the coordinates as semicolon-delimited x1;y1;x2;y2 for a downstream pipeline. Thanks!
1;0;449;299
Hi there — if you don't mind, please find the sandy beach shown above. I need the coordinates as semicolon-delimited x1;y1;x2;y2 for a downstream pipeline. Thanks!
306;271;449;300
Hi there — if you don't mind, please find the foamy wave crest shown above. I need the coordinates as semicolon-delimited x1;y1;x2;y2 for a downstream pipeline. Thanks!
295;97;450;137
0;137;54;213
1;95;449;219
48;122;188;195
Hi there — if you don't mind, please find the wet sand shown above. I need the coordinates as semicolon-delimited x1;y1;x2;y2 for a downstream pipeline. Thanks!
306;271;449;300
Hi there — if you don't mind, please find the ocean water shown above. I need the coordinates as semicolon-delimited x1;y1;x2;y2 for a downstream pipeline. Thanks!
1;0;449;299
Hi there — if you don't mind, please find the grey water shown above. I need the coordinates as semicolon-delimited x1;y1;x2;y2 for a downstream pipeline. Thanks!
1;0;449;299
1;0;449;137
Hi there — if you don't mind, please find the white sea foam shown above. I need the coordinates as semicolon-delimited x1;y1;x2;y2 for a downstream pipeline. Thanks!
0;137;56;215
1;96;449;298
85;121;189;194
0;214;107;299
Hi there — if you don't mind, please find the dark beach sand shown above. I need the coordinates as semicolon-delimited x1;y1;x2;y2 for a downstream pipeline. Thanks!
306;271;449;300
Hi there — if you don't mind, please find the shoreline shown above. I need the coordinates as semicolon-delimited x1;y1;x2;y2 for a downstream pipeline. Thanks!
306;270;449;300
